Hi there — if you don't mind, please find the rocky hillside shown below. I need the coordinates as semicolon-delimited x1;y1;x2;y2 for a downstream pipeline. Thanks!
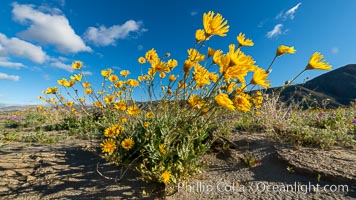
267;64;356;108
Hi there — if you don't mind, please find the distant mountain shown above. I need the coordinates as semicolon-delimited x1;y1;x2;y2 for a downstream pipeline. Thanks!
0;104;37;112
0;103;10;109
266;64;356;108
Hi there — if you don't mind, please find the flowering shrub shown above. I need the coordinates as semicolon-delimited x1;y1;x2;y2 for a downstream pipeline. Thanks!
39;11;333;192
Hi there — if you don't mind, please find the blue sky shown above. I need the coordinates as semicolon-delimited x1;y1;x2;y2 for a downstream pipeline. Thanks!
0;0;355;105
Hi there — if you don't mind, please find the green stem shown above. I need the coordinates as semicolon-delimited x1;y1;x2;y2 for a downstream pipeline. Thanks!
279;69;306;94
266;56;277;73
289;69;306;86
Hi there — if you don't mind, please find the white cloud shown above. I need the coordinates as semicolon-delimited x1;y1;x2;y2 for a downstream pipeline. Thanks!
276;3;302;20
50;61;91;75
50;61;73;72
275;11;284;20
82;71;92;76
12;3;91;53
0;60;25;69
0;72;20;81
112;66;122;70
332;47;339;54
0;58;25;69
31;66;42;72
286;3;302;20
43;74;50;80
84;20;145;46
0;33;46;63
266;24;284;38
190;11;198;16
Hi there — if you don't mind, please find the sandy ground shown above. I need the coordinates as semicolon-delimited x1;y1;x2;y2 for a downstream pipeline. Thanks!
0;132;355;200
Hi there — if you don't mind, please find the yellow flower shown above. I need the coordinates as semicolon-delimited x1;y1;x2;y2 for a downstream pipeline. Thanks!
193;64;211;88
70;74;83;82
93;101;103;108
237;33;254;47
187;48;205;62
143;121;149;128
72;61;83;70
82;82;91;88
105;124;125;137
101;138;116;155
114;101;127;111
84;88;92;95
169;74;177;82
159;72;166;78
159;144;166;155
65;101;74;107
228;44;255;67
64;80;75;87
127;79;139;87
101;69;113;77
57;78;66;86
115;124;125;134
212;50;223;64
202;107;209;113
167;59;178;69
138;57;146;64
188;94;205;108
305;52;332;70
108;75;119;82
145;48;159;63
58;78;75;87
226;82;236;93
127;105;140;115
104;95;114;104
276;45;296;57
121;138;134;150
195;29;207;42
203;11;229;37
250;68;271;89
148;68;156;76
234;93;251;112
217;54;231;74
215;93;235;111
151;60;167;73
219;47;256;82
104;126;117;137
252;91;263;109
146;112;154;119
114;80;124;88
120;70;130;77
183;59;195;73
45;87;57;94
208;47;216;58
161;171;171;185
178;81;187;88
78;97;86;103
99;90;106;95
209;72;219;83
120;117;127;123
116;91;123;97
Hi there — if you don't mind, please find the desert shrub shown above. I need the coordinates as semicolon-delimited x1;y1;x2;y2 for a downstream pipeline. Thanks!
254;93;355;149
39;11;334;193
